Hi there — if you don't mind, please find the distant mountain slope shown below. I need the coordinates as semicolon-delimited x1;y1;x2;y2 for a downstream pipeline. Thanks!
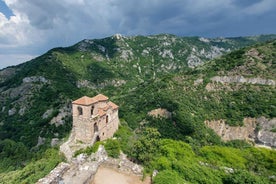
0;34;275;150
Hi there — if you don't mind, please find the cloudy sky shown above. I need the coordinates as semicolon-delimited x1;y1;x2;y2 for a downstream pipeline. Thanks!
0;0;275;69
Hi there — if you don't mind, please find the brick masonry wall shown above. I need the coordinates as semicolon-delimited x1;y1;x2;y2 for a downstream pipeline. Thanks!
72;101;119;144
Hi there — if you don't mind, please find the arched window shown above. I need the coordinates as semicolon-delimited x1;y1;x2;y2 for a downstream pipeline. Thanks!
77;106;83;116
96;136;100;142
106;115;108;123
91;106;94;116
94;123;98;133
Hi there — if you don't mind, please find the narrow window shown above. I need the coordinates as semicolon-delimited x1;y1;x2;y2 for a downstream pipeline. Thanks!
94;123;98;133
91;106;94;116
106;115;108;123
77;106;83;116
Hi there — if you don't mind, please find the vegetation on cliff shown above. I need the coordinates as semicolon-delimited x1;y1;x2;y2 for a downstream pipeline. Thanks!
0;34;275;183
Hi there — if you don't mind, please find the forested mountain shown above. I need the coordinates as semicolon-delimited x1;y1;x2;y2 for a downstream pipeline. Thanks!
0;34;275;183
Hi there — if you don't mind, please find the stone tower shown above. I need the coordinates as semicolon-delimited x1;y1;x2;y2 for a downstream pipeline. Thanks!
72;94;119;144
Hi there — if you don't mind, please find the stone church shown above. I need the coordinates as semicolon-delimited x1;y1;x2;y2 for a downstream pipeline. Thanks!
72;94;119;144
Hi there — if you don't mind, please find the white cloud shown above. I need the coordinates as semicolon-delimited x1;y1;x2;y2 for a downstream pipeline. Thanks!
0;3;35;48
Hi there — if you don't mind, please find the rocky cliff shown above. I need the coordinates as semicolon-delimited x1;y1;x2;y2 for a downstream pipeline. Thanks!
205;117;276;147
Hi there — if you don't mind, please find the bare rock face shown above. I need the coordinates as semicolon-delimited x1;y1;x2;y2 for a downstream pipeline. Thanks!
77;79;126;89
51;138;60;147
1;75;50;116
42;109;54;119
148;108;172;119
194;78;203;86
210;76;275;86
36;136;46;147
8;108;17;116
0;67;17;83
205;75;275;91
204;118;256;142
256;117;276;147
22;76;49;84
205;117;276;147
50;104;71;126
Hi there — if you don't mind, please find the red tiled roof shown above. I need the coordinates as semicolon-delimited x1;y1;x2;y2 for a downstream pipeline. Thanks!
108;101;119;110
93;94;109;102
72;94;118;118
98;102;119;117
72;94;109;105
72;96;94;105
98;108;106;117
103;105;110;111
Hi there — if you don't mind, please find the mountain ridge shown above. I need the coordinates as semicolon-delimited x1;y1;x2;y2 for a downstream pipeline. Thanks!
0;34;275;147
0;34;275;183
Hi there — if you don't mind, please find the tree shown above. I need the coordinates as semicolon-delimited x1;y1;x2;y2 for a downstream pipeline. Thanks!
153;170;186;184
105;139;120;158
223;170;267;184
131;128;161;164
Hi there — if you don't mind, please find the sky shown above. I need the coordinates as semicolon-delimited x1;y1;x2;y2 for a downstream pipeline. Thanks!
0;0;275;69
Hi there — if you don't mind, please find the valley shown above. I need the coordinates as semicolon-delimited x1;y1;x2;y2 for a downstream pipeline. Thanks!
0;34;275;183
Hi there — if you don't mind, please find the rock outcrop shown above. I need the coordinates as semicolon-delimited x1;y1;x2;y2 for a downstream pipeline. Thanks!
210;76;275;86
50;103;71;126
205;75;275;91
205;117;276;147
0;67;17;83
77;79;126;89
204;118;256;142
148;108;172;119
37;145;144;184
256;117;276;147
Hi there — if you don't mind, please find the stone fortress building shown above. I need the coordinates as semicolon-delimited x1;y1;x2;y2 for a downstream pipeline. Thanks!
72;94;119;143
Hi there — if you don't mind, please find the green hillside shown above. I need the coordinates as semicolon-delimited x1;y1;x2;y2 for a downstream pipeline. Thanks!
0;34;275;183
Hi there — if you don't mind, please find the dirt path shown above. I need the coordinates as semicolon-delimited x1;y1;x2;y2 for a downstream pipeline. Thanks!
92;165;151;184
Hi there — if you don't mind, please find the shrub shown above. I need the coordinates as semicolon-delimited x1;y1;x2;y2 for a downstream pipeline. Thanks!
105;139;120;158
224;140;252;149
200;146;247;169
114;123;133;153
223;170;267;184
0;148;62;184
130;128;161;164
153;170;186;184
74;141;101;157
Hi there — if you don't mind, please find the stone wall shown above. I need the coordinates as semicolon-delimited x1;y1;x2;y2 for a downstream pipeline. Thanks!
37;145;108;184
37;145;144;184
73;117;95;143
98;109;119;140
72;101;119;143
